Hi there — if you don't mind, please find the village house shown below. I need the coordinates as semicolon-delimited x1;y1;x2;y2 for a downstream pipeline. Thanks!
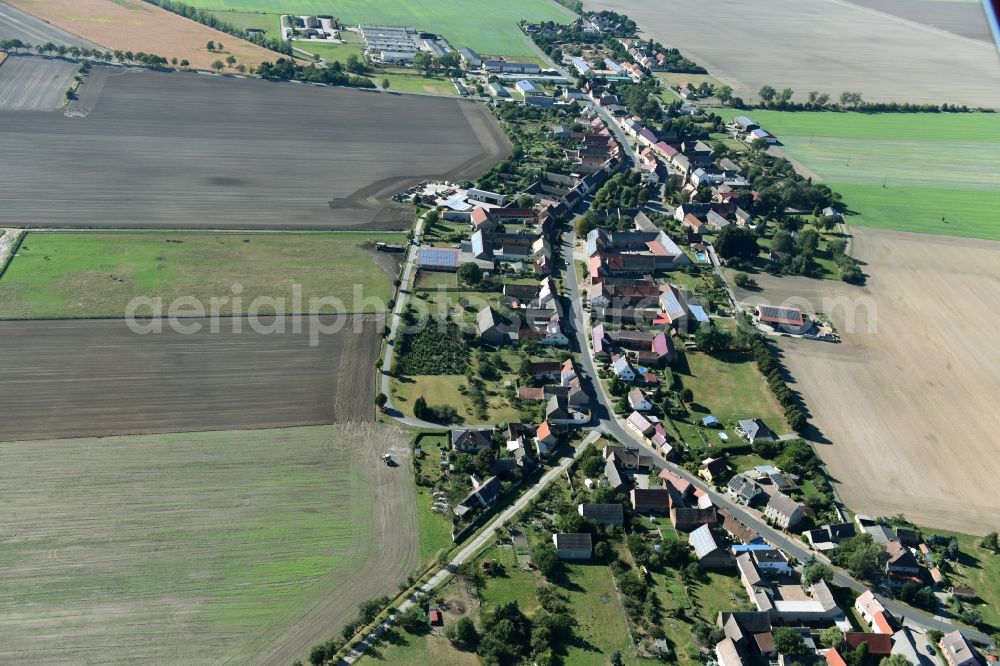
940;630;980;666
553;533;592;559
754;304;812;335
451;428;493;453
699;456;730;483
627;388;653;411
728;474;764;506
534;420;558;455
764;493;805;530
854;590;895;634
671;506;717;531
719;612;776;664
477;307;512;345
578;502;624;525
689;524;734;568
454;475;502;517
631;488;672;514
737;418;776;444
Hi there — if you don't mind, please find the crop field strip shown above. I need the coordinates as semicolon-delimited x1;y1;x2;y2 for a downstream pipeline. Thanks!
0;63;508;230
0;315;382;441
0;55;78;111
0;423;419;665
5;0;280;71
181;0;575;57
586;0;1000;107
0;231;403;319
716;108;1000;240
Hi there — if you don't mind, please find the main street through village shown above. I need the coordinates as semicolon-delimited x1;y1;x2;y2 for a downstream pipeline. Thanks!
359;214;991;666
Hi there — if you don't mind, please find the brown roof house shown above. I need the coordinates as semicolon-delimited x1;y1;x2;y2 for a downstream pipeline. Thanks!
699;456;730;483
671;506;718;531
631;488;672;514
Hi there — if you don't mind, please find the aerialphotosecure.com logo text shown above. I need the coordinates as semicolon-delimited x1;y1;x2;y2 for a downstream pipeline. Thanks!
124;281;878;346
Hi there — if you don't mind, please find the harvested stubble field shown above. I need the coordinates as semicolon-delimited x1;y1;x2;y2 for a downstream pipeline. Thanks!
716;109;1000;240
182;0;575;58
733;227;1000;533
0;314;382;441
6;0;279;70
589;0;1000;107
0;63;509;230
0;2;101;49
0;54;77;111
843;0;994;42
0;231;403;318
0;422;419;665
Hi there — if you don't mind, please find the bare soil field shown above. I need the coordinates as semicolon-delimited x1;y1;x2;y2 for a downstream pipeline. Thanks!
0;55;76;110
0;314;383;441
844;0;993;42
0;422;419;666
0;2;101;49
6;0;279;70
733;228;1000;533
0;63;509;230
588;0;1000;107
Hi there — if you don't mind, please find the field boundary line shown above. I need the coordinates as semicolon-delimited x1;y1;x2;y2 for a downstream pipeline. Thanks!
0;229;26;281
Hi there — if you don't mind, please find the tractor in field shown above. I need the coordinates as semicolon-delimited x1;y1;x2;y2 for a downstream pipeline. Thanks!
382;453;393;466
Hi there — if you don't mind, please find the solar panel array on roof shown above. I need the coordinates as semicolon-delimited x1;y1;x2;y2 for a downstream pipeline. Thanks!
758;305;803;325
418;247;459;268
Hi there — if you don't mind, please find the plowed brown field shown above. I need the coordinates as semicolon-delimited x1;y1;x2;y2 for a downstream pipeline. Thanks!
6;0;279;70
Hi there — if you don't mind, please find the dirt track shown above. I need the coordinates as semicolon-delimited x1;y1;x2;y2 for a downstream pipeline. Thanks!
0;63;510;230
735;228;1000;533
0;315;382;441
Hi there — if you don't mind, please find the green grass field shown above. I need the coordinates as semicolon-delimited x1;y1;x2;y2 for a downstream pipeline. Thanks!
182;0;575;57
0;424;413;665
678;350;789;434
0;231;403;318
206;9;282;39
291;39;363;64
925;530;1000;633
715;108;1000;240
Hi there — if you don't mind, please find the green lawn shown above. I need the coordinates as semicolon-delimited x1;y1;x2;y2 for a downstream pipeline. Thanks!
687;571;749;623
478;546;540;612
0;231;402;318
0;425;414;664
180;0;575;57
206;9;282;39
924;530;1000;633
558;562;645;666
391;373;521;424
714;108;1000;240
291;39;363;64
376;69;457;96
678;350;789;434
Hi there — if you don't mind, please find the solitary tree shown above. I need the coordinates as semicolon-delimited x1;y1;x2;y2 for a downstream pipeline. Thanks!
206;40;215;52
381;78;390;90
758;85;776;105
211;60;225;72
715;84;733;104
179;59;190;68
226;54;236;67
457;262;483;286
